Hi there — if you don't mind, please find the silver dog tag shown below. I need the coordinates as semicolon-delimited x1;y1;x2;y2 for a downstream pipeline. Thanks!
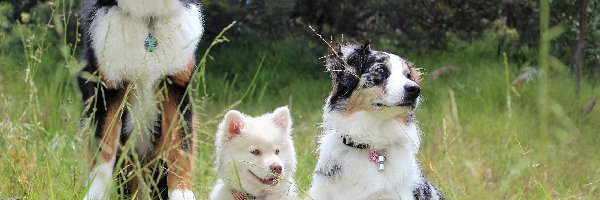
378;155;385;171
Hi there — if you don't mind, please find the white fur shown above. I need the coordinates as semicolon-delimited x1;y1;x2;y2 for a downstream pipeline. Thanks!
169;189;196;200
123;82;159;157
84;133;119;200
84;157;116;200
211;107;298;200
90;3;203;87
116;0;185;18
309;114;421;200
383;53;419;106
309;52;428;200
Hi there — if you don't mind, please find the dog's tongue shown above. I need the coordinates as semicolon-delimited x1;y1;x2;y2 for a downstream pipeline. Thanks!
261;177;277;185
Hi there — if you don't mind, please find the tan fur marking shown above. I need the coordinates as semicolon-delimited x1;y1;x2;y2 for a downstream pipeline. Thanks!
160;89;194;190
171;60;195;86
408;63;423;85
128;179;140;196
394;114;411;125
99;94;124;162
342;87;385;115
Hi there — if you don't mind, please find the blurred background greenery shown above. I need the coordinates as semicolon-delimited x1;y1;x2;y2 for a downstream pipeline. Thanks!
2;0;600;70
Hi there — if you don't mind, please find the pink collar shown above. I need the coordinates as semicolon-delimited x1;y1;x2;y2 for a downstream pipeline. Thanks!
340;135;387;171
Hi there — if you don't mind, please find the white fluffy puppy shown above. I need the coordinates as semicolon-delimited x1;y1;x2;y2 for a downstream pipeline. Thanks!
211;106;298;200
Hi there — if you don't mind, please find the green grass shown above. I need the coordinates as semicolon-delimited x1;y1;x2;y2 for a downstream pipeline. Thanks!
1;1;600;199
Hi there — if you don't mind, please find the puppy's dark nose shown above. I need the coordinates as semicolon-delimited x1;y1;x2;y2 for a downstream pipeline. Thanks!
404;85;420;101
270;164;283;175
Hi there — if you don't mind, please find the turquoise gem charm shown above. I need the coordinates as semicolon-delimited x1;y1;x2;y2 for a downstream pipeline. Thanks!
144;34;158;52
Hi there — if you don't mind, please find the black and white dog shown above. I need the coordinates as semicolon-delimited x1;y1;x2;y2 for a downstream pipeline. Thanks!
309;42;445;200
77;0;203;199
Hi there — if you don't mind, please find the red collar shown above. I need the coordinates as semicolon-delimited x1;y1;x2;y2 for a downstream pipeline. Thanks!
232;189;256;200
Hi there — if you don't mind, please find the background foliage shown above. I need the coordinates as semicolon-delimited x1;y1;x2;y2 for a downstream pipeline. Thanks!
3;0;598;73
198;0;600;72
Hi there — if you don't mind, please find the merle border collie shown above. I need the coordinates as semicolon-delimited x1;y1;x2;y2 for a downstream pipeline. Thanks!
76;0;203;199
309;42;445;200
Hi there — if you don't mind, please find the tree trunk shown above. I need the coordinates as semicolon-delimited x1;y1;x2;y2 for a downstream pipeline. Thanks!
572;0;588;94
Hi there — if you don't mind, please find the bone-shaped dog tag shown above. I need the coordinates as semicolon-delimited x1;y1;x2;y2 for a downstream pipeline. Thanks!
378;155;385;171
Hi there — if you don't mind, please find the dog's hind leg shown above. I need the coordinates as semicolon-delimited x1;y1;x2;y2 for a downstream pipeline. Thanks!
83;84;127;200
158;61;196;200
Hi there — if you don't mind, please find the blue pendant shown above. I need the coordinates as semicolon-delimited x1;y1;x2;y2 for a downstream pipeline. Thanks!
144;34;158;52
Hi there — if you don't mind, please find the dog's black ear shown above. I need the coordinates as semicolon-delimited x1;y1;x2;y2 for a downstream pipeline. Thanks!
325;42;369;76
356;40;371;56
347;41;372;72
325;42;364;109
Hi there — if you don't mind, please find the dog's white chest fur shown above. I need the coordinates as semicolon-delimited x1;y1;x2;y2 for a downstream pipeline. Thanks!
124;82;160;156
116;0;185;18
310;112;424;200
90;2;203;86
311;132;420;200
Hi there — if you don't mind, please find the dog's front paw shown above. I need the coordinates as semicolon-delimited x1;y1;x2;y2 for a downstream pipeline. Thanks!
83;175;110;200
168;189;196;200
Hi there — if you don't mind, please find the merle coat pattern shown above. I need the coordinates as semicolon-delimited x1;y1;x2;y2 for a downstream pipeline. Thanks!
309;42;445;200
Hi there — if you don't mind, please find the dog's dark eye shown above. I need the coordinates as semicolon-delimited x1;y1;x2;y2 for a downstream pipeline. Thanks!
251;149;261;156
406;72;412;80
374;66;385;75
275;149;280;155
362;65;389;87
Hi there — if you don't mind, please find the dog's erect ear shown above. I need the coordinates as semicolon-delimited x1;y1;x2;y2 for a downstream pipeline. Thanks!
325;42;370;109
347;41;372;70
356;40;371;56
271;106;292;134
224;110;244;138
326;42;370;75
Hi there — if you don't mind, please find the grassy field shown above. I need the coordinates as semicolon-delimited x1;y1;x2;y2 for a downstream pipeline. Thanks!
1;4;600;200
